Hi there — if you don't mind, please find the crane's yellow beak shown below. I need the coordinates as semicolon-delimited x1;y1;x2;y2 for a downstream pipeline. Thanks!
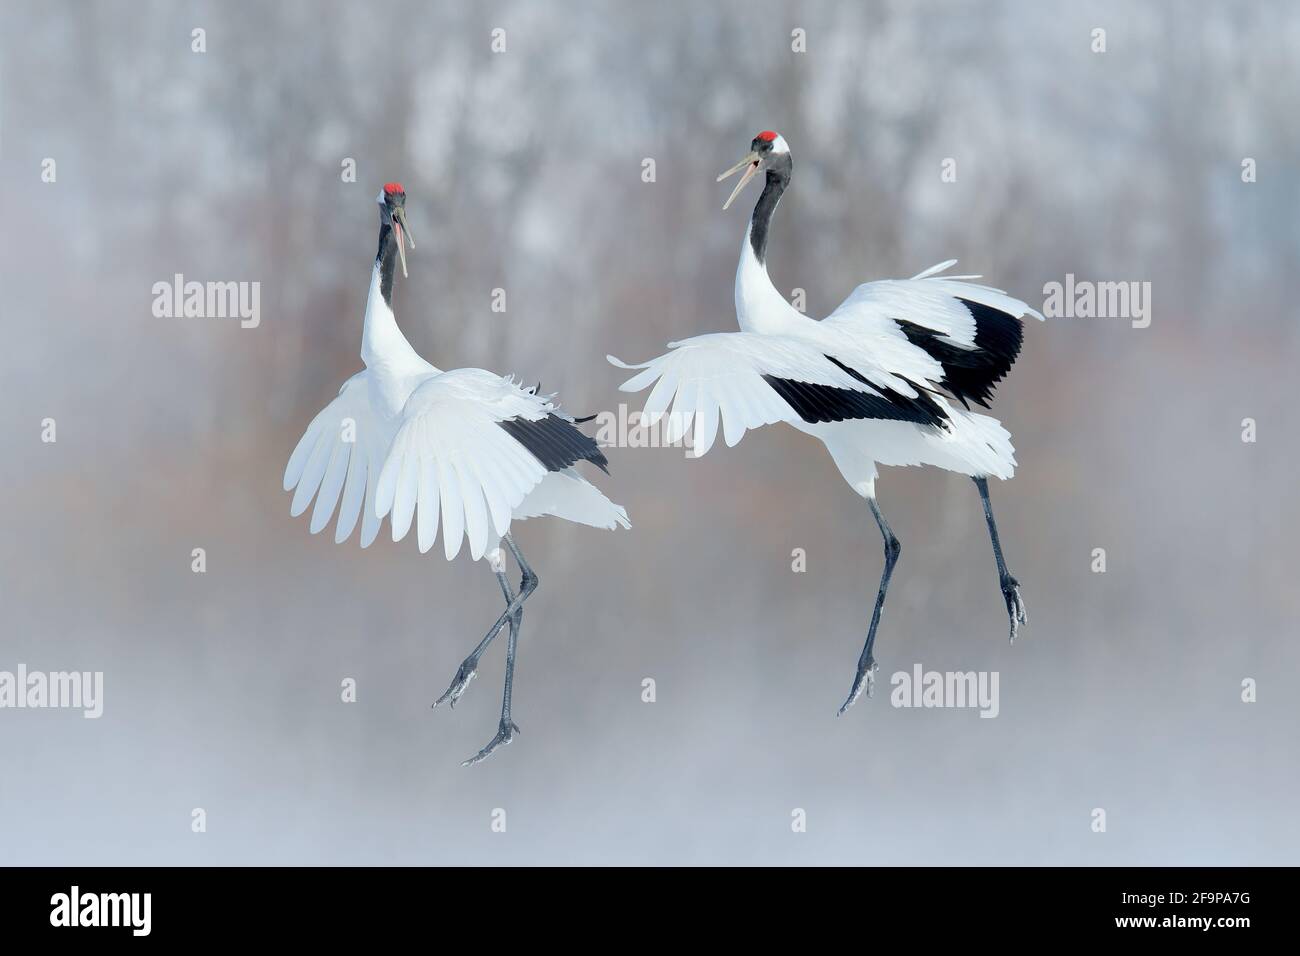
393;206;415;278
717;151;761;210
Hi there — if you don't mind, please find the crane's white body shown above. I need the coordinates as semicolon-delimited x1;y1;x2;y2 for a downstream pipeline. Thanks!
285;259;628;560
612;135;1035;708
611;225;1043;496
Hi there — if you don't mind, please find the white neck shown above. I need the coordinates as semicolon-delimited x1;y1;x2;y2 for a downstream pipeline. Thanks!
734;223;808;335
360;260;423;373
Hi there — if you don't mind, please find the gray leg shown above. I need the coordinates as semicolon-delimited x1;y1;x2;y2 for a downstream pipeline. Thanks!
460;533;538;766
838;497;900;715
433;568;511;709
434;533;537;709
496;533;536;734
973;477;1026;642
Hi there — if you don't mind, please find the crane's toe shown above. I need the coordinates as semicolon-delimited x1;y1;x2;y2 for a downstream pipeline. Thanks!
434;659;478;709
1001;574;1027;642
462;720;521;766
837;657;879;716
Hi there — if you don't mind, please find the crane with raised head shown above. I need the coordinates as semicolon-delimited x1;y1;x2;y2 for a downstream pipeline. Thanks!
611;132;1042;713
286;184;628;764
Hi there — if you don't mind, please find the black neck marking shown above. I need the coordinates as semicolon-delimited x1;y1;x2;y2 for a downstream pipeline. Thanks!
749;157;791;264
375;221;398;306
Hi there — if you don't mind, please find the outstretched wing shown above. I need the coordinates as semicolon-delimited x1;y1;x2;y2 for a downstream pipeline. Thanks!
283;370;399;547
609;331;946;458
824;260;1045;409
373;368;607;561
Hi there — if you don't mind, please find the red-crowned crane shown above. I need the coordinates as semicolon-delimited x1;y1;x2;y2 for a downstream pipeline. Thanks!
285;184;628;764
610;133;1042;714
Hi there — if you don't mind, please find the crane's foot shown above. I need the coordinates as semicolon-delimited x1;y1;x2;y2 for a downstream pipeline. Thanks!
462;719;521;767
433;658;478;709
837;656;879;716
1002;574;1027;644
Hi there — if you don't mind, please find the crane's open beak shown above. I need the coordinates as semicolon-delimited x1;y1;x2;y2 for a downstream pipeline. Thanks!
717;151;761;210
393;206;415;278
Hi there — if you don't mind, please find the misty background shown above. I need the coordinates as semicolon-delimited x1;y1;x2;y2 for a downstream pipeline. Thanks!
1;0;1296;865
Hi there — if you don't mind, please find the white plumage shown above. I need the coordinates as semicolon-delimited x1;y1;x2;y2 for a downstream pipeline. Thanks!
609;262;1041;483
372;368;629;561
285;363;628;560
611;132;1040;713
284;251;627;563
284;368;394;547
285;184;626;764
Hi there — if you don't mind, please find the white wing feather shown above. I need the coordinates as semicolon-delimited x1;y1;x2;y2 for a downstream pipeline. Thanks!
609;265;1043;461
283;370;398;547
826;259;1045;352
374;368;553;561
608;332;883;458
513;468;631;530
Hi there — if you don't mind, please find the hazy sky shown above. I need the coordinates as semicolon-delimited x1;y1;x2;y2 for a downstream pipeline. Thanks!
1;0;1296;865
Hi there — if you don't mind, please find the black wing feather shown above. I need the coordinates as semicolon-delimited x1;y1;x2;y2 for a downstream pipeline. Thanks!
897;298;1024;409
499;414;609;474
763;358;947;428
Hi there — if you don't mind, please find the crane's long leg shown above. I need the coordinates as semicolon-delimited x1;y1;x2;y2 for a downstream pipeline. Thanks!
457;575;522;766
838;497;900;715
973;476;1027;642
433;533;537;710
434;565;517;706
461;533;536;766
